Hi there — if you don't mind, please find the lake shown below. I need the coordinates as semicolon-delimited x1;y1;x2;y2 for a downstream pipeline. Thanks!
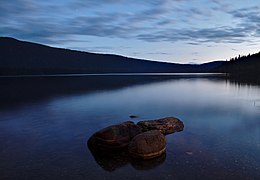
0;74;259;180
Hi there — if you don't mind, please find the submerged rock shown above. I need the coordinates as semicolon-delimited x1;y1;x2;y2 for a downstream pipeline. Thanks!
137;117;184;135
88;121;142;151
129;115;139;119
87;146;130;172
128;130;166;159
130;152;166;170
87;141;166;172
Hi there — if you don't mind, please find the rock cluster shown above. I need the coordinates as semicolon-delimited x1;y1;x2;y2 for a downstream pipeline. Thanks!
88;117;184;160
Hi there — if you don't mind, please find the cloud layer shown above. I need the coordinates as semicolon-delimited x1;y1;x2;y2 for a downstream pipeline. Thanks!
1;0;260;62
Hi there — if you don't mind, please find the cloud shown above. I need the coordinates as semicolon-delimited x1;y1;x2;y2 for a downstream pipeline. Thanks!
1;0;260;48
0;0;69;44
187;42;200;45
147;52;173;55
69;0;173;10
229;6;260;28
228;6;260;38
136;25;254;44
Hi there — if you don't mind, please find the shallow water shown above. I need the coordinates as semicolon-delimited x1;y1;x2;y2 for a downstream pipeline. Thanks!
0;75;259;180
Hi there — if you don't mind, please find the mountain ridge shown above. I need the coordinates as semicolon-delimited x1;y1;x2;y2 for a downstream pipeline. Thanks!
0;37;223;75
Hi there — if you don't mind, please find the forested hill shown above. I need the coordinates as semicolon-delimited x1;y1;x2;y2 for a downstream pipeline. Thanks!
217;52;260;76
0;37;222;75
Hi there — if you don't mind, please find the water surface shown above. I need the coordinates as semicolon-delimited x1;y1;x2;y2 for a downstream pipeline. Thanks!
0;75;259;180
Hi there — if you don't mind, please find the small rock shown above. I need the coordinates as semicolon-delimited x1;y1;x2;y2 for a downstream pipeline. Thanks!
128;130;166;159
129;115;139;119
137;117;184;135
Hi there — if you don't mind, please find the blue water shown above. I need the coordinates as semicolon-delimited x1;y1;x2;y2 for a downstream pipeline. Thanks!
0;75;259;180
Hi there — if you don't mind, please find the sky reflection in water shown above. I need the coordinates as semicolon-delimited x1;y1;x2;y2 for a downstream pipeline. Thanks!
0;75;259;180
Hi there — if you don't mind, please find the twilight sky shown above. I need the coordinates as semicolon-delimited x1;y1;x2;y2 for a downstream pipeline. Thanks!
1;0;260;63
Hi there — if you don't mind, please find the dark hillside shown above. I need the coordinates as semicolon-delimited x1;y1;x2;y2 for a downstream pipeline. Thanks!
0;37;202;75
216;52;260;82
0;37;223;75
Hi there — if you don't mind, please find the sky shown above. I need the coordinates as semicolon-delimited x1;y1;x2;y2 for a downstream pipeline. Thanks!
1;0;260;64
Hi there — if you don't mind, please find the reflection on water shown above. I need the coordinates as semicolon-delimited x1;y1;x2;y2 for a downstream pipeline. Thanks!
0;74;259;180
88;143;166;172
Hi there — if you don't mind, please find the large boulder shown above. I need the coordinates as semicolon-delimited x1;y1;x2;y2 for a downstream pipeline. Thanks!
137;117;184;135
88;121;142;151
128;130;166;159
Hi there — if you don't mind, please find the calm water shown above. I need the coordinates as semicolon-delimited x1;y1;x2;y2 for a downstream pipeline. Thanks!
0;75;259;180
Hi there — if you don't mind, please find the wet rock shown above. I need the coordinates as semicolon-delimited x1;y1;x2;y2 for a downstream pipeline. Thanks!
137;117;184;135
128;130;166;159
88;121;142;151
